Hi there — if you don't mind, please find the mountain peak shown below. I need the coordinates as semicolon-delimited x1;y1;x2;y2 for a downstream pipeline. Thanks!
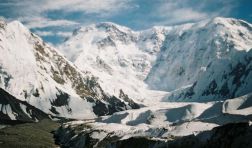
95;22;132;31
8;20;27;29
211;17;233;23
96;21;122;28
205;17;252;29
3;20;31;37
72;22;135;37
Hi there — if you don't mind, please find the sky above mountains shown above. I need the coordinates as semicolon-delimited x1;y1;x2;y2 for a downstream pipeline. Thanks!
0;0;252;44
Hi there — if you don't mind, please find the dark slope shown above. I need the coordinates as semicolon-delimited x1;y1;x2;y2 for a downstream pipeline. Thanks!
0;88;49;124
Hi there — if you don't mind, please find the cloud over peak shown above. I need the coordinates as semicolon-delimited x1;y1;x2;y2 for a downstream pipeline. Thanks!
0;0;248;44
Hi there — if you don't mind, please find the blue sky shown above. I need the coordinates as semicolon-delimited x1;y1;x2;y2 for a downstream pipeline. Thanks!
0;0;252;44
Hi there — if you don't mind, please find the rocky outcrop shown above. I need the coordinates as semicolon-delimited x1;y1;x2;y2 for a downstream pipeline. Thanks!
0;88;49;124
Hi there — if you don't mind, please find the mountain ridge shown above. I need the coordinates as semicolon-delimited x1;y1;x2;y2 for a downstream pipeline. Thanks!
0;19;139;121
59;17;252;103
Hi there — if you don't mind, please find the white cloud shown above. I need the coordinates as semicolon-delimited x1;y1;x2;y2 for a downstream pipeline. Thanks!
9;0;133;17
35;30;72;38
1;0;240;43
19;17;79;29
5;0;133;29
34;31;54;36
56;32;73;37
40;0;133;15
148;0;238;26
157;7;207;24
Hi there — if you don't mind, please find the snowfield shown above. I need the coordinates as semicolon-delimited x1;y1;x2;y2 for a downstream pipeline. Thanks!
59;93;252;145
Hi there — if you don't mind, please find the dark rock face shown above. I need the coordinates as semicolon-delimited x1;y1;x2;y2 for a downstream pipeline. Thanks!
54;124;99;148
50;89;72;114
108;137;168;148
168;122;252;148
204;122;252;148
54;122;252;148
87;88;140;117
119;89;141;109
92;93;139;117
92;96;127;116
51;89;70;107
0;88;49;124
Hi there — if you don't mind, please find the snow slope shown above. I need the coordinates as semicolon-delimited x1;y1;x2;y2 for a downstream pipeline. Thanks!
0;20;139;120
56;93;252;147
60;17;252;103
95;93;252;136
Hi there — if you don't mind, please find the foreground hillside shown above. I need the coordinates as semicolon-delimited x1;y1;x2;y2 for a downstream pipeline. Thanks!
0;120;59;148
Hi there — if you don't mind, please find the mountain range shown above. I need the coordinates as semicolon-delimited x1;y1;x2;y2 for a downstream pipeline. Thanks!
0;17;252;146
60;17;252;103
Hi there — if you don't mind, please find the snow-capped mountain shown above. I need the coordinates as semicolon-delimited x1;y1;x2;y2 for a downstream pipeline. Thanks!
60;17;252;103
0;16;251;147
60;22;171;102
0;19;139;121
149;17;252;102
